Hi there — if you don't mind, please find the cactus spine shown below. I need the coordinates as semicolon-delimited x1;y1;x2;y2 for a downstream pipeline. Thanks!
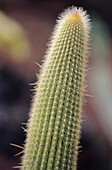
21;7;90;170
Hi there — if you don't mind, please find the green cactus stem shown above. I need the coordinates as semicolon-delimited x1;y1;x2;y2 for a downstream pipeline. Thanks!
21;6;90;170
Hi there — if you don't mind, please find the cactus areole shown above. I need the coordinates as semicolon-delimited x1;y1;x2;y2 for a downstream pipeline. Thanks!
21;6;91;170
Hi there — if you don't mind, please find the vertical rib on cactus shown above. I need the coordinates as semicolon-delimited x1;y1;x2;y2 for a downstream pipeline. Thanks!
21;6;90;170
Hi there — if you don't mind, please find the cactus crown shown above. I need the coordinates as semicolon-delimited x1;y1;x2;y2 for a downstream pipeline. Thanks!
21;6;91;170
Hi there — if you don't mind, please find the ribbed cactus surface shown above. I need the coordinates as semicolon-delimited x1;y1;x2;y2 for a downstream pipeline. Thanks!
21;7;90;170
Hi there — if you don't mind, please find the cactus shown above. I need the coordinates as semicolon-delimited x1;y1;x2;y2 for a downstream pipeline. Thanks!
21;6;90;170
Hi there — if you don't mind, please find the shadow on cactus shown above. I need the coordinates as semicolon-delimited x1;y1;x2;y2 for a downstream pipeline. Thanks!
18;6;91;170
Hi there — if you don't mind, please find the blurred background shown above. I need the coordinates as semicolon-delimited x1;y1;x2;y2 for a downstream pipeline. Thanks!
0;0;112;169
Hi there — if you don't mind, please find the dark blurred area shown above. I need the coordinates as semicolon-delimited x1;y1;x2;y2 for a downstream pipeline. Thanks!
0;0;112;170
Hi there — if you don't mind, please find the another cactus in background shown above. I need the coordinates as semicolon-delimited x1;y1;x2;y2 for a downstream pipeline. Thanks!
0;11;30;61
21;7;90;170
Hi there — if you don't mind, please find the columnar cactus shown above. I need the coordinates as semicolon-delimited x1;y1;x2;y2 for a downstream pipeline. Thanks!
21;7;90;170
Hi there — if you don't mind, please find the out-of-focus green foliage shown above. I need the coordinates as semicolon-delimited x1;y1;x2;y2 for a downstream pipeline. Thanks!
91;17;112;144
92;17;110;60
0;11;30;61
